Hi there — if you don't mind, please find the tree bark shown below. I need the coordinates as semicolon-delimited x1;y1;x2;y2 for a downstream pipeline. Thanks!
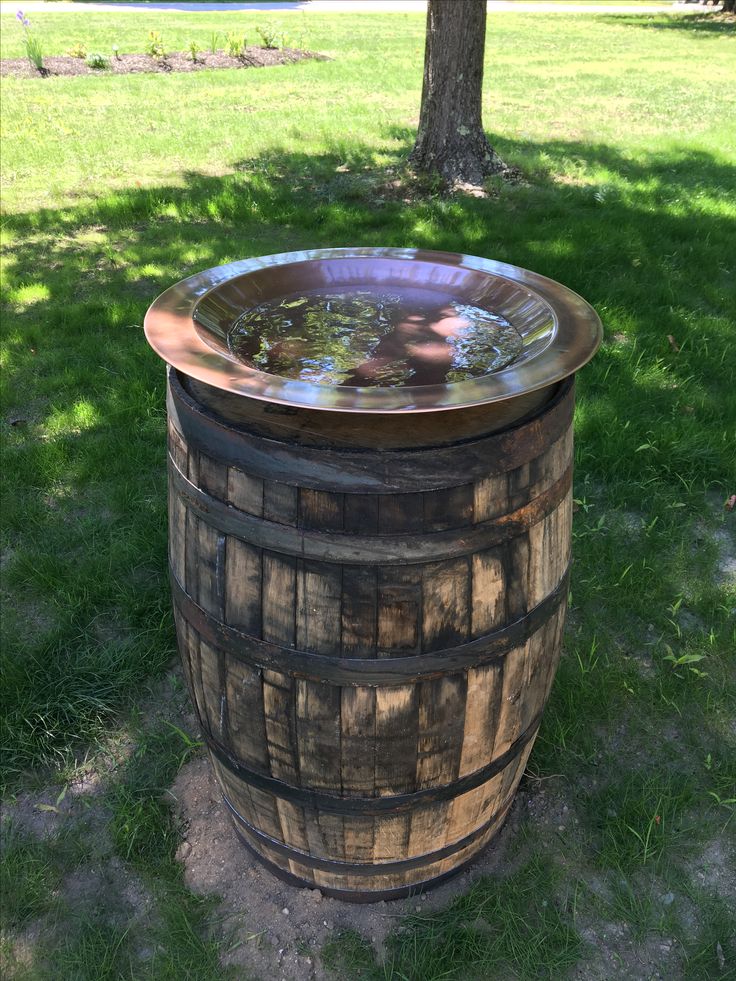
409;0;506;186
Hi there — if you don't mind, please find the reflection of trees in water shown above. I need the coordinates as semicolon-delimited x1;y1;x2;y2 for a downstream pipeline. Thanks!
228;289;523;387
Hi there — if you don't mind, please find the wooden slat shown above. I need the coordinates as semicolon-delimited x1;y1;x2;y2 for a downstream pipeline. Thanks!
184;510;199;601
421;557;471;651
423;484;474;531
174;612;202;727
195;520;225;619
227;465;264;516
413;565;468;857
248;785;286;842
296;679;344;859
295;557;344;857
445;769;505;845
528;509;557;610
377;568;422;655
262;669;310;852
186;627;211;735
473;473;507;523
374;686;418;796
168;472;186;586
224;537;262;636
341;687;376;796
262;552;296;647
168;421;188;473
198;451;228;499
372;812;411;863
493;639;530;757
409;674;467;856
458;662;504;778
199;639;227;744
296;560;342;655
226;656;269;773
214;757;258;829
262;673;298;782
343;494;379;535
379;492;424;533
263;481;298;525
298;488;344;531
471;548;505;639
186;438;199;484
260;556;309;852
507;462;530;512
528;487;571;609
296;680;342;792
505;534;530;621
341;567;377;658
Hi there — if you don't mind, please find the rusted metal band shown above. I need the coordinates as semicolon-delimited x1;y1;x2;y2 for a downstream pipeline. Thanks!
169;460;571;566
207;713;540;816
171;566;569;686
168;369;574;493
230;800;513;903
222;789;515;876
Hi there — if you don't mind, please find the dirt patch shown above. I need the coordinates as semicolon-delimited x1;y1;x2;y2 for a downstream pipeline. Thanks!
0;48;322;79
171;755;527;980
688;838;736;905
713;526;736;588
574;925;682;981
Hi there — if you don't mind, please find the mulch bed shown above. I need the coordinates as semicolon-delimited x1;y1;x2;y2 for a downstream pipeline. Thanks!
0;47;321;79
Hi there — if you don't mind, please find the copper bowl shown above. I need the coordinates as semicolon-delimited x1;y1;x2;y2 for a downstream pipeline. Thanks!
144;248;602;416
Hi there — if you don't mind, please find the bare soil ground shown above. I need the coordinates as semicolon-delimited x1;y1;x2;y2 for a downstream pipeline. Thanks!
171;754;522;981
0;48;321;79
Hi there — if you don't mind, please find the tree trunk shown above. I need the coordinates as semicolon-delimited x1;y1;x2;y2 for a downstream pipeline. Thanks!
721;0;735;14
409;0;506;186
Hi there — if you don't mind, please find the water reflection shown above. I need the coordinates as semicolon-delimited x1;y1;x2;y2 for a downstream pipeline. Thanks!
227;286;523;388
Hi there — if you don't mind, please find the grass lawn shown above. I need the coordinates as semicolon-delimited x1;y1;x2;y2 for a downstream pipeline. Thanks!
1;6;735;980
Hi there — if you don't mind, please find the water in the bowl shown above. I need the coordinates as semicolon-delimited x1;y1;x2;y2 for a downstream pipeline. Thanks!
227;286;523;387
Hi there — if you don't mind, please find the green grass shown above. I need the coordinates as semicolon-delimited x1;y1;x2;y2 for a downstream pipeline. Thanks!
0;717;231;980
1;6;735;979
0;827;62;928
108;720;201;872
322;857;582;980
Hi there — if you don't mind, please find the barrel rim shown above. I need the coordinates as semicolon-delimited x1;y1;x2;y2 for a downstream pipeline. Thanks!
167;367;574;492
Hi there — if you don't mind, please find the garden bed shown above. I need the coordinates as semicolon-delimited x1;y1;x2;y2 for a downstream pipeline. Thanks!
0;46;320;78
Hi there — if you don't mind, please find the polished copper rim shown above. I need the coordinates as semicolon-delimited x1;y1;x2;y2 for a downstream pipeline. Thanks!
144;248;602;414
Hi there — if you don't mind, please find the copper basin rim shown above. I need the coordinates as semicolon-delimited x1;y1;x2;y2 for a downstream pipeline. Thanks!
143;248;603;415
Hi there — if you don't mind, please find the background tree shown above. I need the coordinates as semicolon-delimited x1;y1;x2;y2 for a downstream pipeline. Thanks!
409;0;506;186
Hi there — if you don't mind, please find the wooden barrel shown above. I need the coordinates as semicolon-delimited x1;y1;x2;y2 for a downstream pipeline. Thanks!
167;369;573;901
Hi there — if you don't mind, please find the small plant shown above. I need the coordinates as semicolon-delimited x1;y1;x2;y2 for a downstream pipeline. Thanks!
67;41;87;59
85;52;109;70
225;32;246;59
16;10;44;73
112;43;121;61
208;30;220;54
187;40;201;63
145;30;166;59
256;24;279;49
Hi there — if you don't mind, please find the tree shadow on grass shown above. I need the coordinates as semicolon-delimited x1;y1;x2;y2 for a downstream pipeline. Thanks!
1;133;734;783
599;11;736;33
